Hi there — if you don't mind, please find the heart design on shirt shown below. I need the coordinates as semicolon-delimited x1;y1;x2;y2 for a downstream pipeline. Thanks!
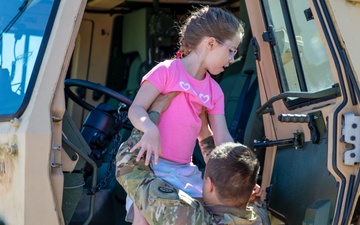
180;81;191;91
199;94;210;103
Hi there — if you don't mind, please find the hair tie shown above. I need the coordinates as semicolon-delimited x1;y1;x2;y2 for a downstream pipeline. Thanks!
176;52;183;59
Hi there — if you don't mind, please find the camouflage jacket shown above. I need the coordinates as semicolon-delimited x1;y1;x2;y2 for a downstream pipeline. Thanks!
115;117;263;225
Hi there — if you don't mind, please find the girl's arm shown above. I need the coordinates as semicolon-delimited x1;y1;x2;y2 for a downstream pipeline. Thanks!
208;114;234;146
128;81;161;165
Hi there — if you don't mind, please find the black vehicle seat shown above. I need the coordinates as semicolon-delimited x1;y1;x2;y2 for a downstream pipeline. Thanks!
219;43;265;179
221;43;263;149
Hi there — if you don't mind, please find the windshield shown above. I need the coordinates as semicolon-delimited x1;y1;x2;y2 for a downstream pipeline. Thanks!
0;0;57;119
262;0;335;105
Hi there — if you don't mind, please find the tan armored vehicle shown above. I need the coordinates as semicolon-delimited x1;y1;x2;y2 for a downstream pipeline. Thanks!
0;0;359;224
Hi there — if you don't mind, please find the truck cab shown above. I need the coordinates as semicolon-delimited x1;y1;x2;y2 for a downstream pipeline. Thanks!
0;0;359;224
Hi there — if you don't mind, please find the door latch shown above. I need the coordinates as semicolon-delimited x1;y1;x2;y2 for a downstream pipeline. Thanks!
278;113;320;144
254;130;304;149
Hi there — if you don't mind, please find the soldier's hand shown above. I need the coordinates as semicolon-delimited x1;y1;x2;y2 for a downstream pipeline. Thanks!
249;184;262;202
198;107;213;140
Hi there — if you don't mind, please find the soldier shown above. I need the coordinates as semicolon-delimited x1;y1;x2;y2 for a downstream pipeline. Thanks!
115;94;269;224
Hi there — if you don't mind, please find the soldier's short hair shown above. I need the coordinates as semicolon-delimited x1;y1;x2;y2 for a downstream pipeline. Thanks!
204;142;260;207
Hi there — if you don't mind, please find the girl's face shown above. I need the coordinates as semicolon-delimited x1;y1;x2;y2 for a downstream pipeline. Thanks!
205;35;242;75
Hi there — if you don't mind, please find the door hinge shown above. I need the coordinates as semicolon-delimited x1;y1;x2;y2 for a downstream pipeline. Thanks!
262;25;276;46
342;112;360;165
251;37;260;61
304;8;314;21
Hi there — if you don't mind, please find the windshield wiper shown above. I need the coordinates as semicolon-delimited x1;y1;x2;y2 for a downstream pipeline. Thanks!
0;0;32;42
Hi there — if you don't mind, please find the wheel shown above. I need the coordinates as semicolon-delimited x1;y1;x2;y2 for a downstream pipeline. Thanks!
64;79;132;111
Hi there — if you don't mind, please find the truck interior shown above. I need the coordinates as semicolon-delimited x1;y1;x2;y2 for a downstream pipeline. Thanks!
61;1;265;224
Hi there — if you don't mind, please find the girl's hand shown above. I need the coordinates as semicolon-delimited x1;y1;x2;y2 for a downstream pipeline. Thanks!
130;128;161;166
130;92;179;165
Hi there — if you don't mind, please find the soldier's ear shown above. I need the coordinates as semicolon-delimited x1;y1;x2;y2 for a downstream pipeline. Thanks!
204;176;215;192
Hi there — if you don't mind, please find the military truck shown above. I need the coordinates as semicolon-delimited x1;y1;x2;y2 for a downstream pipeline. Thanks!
0;0;359;224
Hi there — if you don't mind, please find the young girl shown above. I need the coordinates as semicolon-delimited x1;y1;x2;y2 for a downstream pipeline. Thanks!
127;5;244;224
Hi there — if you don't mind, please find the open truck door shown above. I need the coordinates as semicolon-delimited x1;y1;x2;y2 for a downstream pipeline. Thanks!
0;1;86;224
246;0;360;224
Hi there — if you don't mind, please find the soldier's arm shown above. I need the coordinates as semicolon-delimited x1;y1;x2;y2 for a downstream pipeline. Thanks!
115;121;213;224
116;93;214;224
115;91;167;202
148;94;215;164
198;108;215;164
116;91;182;194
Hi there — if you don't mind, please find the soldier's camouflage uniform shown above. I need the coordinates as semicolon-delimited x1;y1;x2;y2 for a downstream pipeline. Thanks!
115;111;264;225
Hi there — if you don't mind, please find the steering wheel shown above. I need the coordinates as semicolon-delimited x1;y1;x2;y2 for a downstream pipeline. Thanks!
64;79;132;111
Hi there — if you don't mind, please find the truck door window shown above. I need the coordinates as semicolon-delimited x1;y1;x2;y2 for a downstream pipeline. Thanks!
262;0;334;95
0;0;58;120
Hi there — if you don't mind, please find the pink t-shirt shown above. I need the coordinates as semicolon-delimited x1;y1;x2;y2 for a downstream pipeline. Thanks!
141;59;224;164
